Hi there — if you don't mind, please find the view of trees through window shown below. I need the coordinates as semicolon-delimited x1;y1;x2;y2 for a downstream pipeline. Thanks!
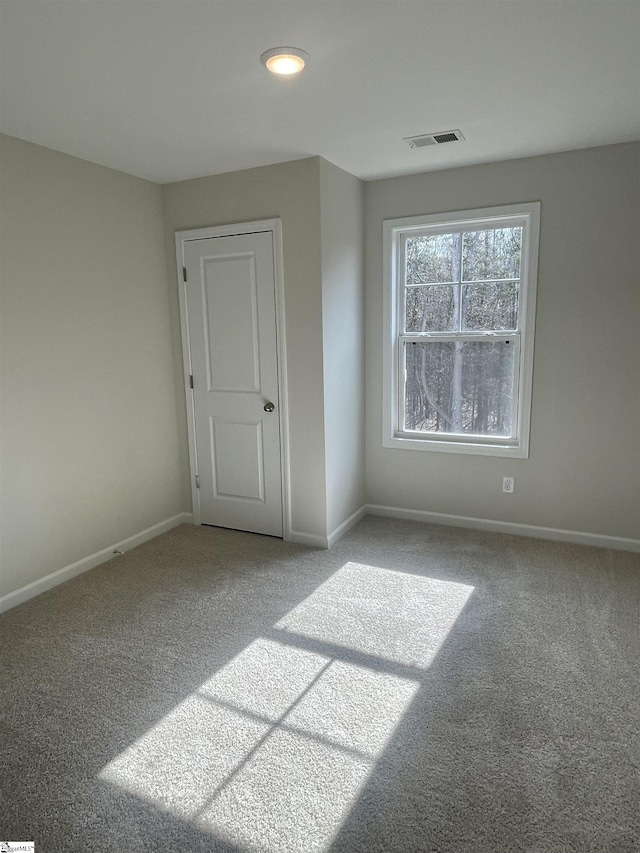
403;227;522;436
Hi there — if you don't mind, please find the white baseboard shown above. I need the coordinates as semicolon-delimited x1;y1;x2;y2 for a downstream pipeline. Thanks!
3;505;634;616
365;504;640;553
327;505;368;548
287;506;368;550
0;512;194;614
287;529;329;549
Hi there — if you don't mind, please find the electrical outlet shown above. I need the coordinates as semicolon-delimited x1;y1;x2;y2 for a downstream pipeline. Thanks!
503;476;515;494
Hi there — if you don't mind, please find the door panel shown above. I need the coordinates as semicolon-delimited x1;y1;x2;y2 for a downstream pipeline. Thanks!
212;420;265;501
202;254;260;392
184;231;283;536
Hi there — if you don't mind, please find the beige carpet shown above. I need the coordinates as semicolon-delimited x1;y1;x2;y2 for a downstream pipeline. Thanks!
1;517;639;852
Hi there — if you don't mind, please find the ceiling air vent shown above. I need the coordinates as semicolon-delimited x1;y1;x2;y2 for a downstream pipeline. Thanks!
404;129;465;148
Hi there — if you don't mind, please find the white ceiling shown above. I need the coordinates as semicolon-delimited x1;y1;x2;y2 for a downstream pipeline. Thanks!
1;0;639;185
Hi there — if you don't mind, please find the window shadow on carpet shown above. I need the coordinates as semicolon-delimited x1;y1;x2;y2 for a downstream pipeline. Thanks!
97;561;474;852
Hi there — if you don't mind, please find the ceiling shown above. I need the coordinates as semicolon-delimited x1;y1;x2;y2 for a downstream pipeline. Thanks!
1;0;639;185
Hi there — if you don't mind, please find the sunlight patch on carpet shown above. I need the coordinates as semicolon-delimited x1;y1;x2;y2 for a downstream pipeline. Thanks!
99;563;474;852
275;562;475;669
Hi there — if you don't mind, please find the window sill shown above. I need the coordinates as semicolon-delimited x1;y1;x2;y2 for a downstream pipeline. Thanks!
383;433;529;458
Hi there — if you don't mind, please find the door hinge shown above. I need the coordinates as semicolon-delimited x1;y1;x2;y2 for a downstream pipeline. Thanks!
189;374;194;389
195;475;200;489
183;266;187;282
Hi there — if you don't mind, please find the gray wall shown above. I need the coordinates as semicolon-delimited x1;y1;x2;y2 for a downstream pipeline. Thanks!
319;159;366;535
0;135;184;598
162;158;329;542
364;142;640;540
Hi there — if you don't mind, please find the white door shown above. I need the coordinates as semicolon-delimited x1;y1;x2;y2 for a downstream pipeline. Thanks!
182;230;283;536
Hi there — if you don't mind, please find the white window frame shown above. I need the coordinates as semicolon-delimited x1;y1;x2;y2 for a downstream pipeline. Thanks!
383;202;540;457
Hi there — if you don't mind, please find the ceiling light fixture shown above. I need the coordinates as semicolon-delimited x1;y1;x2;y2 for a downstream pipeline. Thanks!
260;47;309;76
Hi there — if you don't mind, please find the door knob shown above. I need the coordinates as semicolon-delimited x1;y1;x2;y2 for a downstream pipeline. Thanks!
263;401;275;413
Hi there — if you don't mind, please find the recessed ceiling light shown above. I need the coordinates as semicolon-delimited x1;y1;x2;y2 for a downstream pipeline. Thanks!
260;47;309;76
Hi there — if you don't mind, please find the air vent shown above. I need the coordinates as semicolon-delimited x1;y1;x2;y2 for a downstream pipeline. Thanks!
404;129;465;148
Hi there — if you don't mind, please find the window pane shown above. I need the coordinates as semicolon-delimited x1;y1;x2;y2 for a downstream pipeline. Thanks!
404;340;516;436
406;285;456;332
406;233;461;283
462;227;522;281
462;281;518;331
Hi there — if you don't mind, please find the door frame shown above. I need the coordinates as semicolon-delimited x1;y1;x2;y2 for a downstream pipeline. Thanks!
175;219;291;541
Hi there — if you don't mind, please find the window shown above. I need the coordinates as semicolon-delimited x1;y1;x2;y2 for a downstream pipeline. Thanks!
383;203;540;457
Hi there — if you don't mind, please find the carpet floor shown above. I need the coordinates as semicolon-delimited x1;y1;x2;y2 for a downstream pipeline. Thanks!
1;517;638;853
